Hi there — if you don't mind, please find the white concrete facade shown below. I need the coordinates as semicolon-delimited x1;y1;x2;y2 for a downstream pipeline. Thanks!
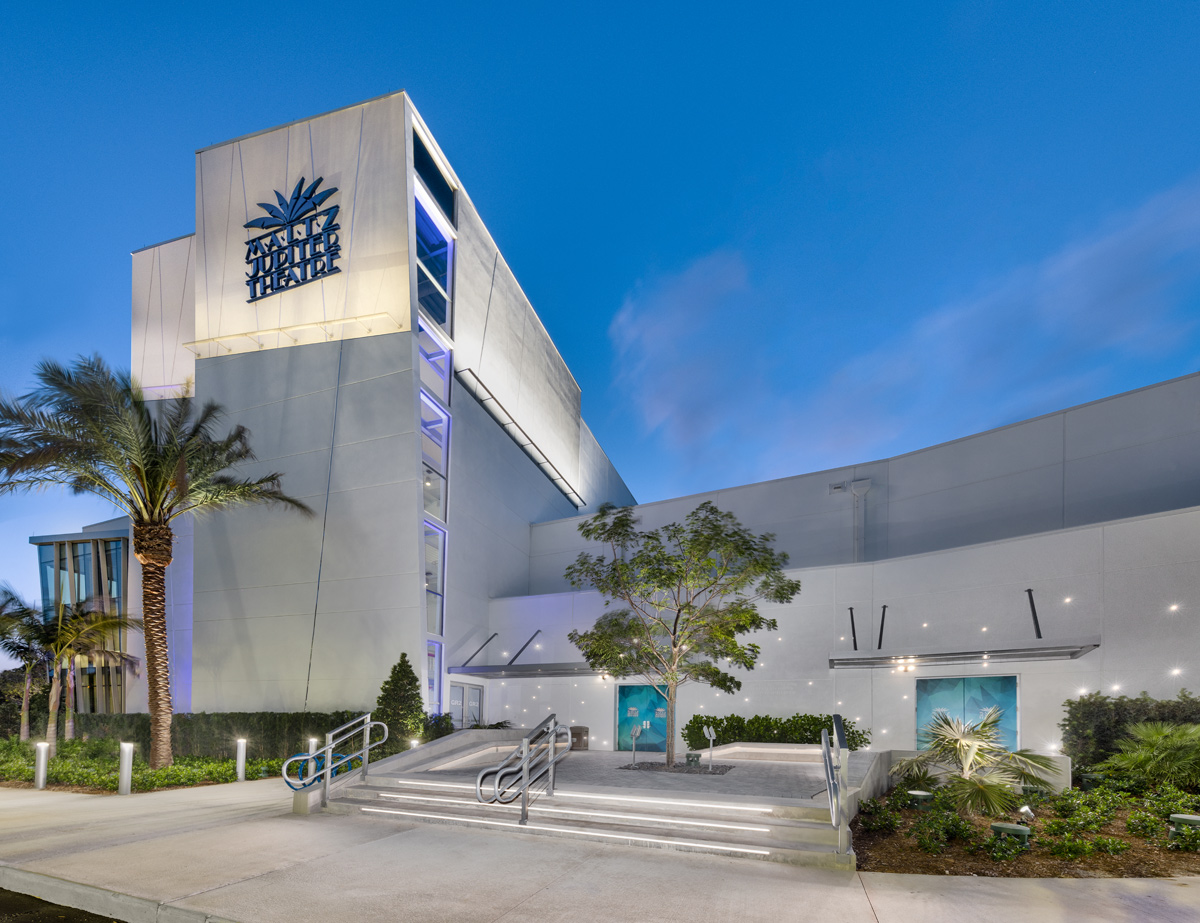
34;90;1200;758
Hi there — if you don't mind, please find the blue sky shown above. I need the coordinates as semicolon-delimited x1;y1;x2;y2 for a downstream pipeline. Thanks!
3;1;1200;613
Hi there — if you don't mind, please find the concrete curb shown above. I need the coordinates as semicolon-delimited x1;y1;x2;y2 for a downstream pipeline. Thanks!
0;865;240;923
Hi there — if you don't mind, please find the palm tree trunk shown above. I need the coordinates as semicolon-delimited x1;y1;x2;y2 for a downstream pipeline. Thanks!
140;558;174;769
665;683;677;768
20;665;32;741
46;667;61;758
65;657;76;741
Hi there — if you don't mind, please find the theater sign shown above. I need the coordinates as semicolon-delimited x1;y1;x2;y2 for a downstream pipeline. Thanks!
243;177;341;302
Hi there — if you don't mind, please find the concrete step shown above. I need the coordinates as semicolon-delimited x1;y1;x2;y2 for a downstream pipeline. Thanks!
344;783;840;847
330;795;854;870
356;774;834;824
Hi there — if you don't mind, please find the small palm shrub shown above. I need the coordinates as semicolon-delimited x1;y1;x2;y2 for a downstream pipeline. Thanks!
1098;723;1200;791
892;707;1056;815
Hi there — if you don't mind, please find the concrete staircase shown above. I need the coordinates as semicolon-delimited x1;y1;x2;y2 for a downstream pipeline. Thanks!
327;758;855;870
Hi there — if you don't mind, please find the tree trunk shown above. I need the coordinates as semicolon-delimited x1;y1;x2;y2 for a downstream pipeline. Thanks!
665;682;677;767
134;521;174;769
20;665;32;741
141;560;174;768
45;668;61;758
65;657;76;741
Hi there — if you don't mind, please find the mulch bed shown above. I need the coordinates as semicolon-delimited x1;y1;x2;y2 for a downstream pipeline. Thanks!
618;762;734;775
853;804;1200;878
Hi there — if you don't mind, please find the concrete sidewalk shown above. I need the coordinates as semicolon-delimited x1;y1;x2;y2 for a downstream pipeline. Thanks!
1;783;1198;923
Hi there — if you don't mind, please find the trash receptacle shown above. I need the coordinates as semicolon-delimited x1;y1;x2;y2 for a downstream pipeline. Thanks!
569;726;589;750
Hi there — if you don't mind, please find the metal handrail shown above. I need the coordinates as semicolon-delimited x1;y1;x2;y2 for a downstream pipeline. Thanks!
282;711;389;808
476;713;571;824
820;714;852;855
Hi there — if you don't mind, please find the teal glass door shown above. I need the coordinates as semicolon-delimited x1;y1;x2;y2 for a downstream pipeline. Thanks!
617;685;668;751
915;675;1018;750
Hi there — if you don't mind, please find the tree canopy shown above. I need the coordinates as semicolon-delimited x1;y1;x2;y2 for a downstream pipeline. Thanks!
566;501;801;765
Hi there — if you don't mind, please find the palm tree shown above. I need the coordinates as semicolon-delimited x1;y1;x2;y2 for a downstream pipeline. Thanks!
0;356;311;767
0;585;50;741
892;706;1058;815
42;599;137;756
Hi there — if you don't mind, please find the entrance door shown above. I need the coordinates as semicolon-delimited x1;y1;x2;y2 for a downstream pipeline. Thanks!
616;685;668;751
449;683;484;729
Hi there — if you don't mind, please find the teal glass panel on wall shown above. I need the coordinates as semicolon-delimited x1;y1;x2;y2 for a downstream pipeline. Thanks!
616;685;668;752
915;675;1018;750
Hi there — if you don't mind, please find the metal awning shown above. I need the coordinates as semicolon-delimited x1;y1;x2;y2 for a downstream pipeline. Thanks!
447;662;601;679
829;635;1101;669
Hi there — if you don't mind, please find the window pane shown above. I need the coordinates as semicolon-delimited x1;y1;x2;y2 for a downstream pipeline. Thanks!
420;395;449;473
418;322;451;404
413;131;456;221
423;465;446;520
415;201;451;291
104;540;124;614
426;591;444;635
38;545;54;619
417;265;448;326
424;523;445;594
426;640;443;708
73;543;93;606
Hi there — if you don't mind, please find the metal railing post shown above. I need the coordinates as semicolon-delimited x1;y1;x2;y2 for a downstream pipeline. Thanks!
548;715;557;796
361;713;371;781
322;731;333;808
519;738;530;825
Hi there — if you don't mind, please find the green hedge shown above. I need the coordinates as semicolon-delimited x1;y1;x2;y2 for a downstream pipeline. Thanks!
681;712;871;751
75;711;366;760
1060;689;1200;767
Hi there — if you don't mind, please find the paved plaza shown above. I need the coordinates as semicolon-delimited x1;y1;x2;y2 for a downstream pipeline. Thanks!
2;779;1199;923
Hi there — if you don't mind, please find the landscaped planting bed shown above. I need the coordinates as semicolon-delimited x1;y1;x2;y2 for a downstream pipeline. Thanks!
853;784;1200;877
0;737;283;793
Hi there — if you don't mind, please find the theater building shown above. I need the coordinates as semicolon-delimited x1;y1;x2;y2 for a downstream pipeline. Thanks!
34;91;1200;754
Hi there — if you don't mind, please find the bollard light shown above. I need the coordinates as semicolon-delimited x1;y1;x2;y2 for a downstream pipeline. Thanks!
409;739;420;749
34;742;49;790
236;738;247;782
118;742;134;796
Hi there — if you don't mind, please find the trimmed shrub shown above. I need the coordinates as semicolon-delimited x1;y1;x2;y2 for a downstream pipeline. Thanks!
982;833;1027;861
1060;689;1200;767
75;711;364;760
1045;833;1095;859
681;712;870;751
907;810;976;854
1126;810;1165;838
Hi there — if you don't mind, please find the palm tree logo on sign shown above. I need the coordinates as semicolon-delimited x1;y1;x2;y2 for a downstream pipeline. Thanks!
243;176;341;303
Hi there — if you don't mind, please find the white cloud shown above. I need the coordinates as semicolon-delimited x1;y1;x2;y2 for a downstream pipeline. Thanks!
610;179;1200;496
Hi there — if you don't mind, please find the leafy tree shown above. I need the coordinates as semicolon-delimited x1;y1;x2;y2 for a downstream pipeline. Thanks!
565;502;801;767
892;707;1057;815
375;653;426;746
41;599;137;756
0;585;50;740
0;356;311;767
1097;722;1200;790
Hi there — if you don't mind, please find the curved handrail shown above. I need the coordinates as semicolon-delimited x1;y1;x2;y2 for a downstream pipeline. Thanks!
283;715;389;793
476;714;572;823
